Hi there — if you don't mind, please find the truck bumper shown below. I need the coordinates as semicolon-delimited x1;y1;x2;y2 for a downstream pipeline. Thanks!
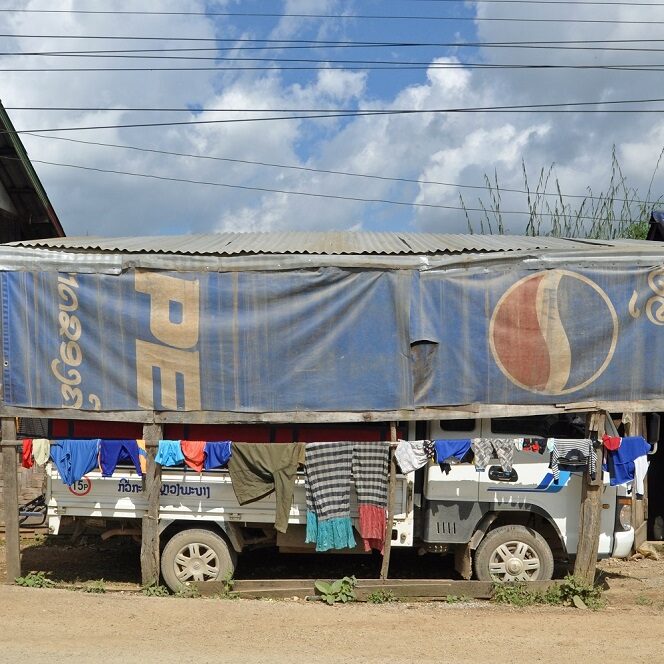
611;527;634;558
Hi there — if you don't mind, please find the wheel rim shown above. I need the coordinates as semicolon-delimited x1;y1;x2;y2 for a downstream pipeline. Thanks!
173;542;220;583
487;540;542;582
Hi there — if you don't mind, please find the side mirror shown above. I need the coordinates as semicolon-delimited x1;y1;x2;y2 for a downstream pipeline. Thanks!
647;413;660;454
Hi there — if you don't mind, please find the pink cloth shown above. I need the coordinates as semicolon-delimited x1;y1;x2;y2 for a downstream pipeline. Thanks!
358;504;386;554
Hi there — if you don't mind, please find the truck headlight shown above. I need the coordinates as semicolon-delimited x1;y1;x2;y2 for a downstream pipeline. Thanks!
617;498;632;531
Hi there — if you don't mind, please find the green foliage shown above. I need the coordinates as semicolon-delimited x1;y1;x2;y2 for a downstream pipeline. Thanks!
492;575;604;610
15;571;55;589
314;576;357;605
367;589;397;604
445;594;471;604
460;149;664;239
635;595;653;607
84;579;106;594
141;582;170;597
214;571;238;600
174;584;200;599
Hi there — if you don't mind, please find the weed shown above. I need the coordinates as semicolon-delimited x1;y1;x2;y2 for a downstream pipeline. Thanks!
15;571;55;589
84;579;106;594
214;571;239;600
367;589;397;604
445;595;471;604
314;576;357;605
492;575;604;610
636;595;653;607
174;584;201;599
141;582;170;597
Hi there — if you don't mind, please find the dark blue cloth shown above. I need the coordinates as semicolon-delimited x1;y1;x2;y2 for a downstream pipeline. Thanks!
99;439;142;477
50;439;99;485
606;436;651;486
433;439;471;464
204;441;232;470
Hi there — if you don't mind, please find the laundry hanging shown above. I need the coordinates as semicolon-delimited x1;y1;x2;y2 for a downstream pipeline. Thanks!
99;439;143;477
228;442;304;534
32;439;50;466
155;440;185;467
471;438;514;473
604;435;651;495
50;439;100;485
305;442;356;552
395;439;431;474
549;438;597;483
433;439;471;464
352;442;390;553
21;439;33;469
204;441;232;470
181;440;207;473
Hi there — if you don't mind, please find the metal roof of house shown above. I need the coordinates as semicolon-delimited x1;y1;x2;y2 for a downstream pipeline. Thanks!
7;231;652;256
0;102;64;239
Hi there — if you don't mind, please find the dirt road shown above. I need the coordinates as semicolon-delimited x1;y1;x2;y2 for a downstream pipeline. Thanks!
1;583;663;664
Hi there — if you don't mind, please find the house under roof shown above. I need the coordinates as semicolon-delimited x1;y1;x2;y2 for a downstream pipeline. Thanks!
0;102;64;241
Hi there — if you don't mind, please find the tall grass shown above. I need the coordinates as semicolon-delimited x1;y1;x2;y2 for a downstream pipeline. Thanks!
460;147;664;239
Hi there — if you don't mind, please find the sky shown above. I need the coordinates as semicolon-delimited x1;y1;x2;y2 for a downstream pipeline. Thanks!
1;0;664;237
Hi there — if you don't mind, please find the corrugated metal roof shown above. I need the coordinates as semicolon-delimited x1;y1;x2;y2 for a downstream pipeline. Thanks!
8;231;647;256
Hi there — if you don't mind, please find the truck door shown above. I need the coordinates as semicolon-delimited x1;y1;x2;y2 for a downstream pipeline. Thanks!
422;418;481;544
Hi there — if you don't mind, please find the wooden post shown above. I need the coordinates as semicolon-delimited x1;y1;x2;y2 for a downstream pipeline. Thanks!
2;417;20;582
140;422;163;587
573;411;605;584
379;422;398;580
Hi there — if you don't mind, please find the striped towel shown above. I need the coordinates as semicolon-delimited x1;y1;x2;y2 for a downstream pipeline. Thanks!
352;442;390;553
305;442;356;552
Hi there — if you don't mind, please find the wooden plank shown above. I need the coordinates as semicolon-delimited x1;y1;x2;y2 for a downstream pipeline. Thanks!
2;418;20;583
379;422;398;580
573;412;606;583
2;401;663;425
140;422;163;587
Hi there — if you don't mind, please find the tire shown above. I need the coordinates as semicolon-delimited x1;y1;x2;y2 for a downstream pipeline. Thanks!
473;524;554;582
161;528;237;592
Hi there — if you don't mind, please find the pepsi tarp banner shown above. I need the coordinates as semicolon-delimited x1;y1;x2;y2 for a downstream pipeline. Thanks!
1;264;663;412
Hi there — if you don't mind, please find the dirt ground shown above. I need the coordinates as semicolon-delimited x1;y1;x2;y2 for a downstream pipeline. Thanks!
1;536;664;663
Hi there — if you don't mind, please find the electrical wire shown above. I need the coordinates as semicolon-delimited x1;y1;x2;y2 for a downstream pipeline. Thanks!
0;153;642;220
0;9;663;25
22;131;661;207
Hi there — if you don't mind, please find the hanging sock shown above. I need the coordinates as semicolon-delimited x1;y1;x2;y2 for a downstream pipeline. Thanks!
181;440;206;472
50;439;100;485
21;439;33;469
204;441;232;470
352;442;390;553
155;440;185;467
99;440;143;477
228;442;304;534
305;442;356;551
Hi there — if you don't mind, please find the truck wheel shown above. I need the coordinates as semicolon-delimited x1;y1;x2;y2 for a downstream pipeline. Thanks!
473;524;554;582
161;528;237;592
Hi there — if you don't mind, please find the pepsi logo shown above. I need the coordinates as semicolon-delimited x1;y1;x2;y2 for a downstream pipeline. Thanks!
489;270;618;395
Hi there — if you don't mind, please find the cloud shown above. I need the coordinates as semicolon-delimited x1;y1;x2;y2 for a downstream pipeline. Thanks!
2;0;664;237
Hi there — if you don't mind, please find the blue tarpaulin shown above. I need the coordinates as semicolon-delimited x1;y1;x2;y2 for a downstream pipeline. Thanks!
1;263;663;412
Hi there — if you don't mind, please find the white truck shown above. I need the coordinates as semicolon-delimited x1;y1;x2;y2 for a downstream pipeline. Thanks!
44;413;635;591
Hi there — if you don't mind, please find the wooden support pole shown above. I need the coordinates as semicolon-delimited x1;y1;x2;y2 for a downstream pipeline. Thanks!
140;422;163;587
379;422;398;580
2;417;20;582
573;412;605;584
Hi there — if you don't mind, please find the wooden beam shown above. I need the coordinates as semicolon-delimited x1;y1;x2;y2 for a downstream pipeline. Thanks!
2;418;20;583
140;422;163;587
573;412;606;583
379;422;398;580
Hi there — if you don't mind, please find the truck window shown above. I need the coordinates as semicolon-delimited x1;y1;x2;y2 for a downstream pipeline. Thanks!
439;419;476;432
490;414;585;438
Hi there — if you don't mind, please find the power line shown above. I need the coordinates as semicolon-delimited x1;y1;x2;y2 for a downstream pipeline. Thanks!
7;97;664;112
0;9;663;25
0;154;641;220
6;98;664;134
23;131;661;207
6;63;664;73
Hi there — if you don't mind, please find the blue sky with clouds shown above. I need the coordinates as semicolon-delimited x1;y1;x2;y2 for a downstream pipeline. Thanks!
1;0;663;237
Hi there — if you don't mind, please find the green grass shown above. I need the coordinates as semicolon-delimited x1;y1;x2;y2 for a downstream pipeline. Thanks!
459;149;663;239
492;574;604;610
